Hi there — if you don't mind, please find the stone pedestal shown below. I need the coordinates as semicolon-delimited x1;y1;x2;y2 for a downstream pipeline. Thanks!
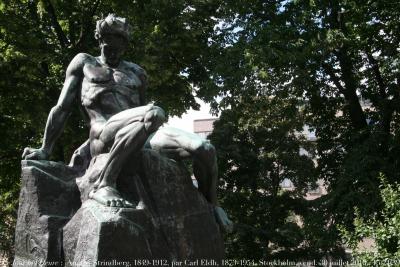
13;161;81;267
14;150;224;267
135;150;225;261
63;201;155;267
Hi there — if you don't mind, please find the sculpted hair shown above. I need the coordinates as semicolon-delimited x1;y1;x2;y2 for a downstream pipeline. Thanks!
95;14;131;41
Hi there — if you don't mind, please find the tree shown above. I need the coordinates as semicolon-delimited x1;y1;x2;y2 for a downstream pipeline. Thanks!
203;0;400;257
341;174;400;266
2;0;400;262
209;95;338;260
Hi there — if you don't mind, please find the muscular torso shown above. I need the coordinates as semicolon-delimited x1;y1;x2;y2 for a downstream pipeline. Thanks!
81;57;144;120
78;56;146;145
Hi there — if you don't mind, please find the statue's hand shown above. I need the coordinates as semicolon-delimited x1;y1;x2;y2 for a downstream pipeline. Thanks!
22;147;49;160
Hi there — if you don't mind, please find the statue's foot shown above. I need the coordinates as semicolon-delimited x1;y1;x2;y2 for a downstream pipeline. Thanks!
214;206;234;233
89;186;135;208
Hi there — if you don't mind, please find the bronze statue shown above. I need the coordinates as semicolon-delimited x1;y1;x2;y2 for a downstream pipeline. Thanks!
22;14;232;232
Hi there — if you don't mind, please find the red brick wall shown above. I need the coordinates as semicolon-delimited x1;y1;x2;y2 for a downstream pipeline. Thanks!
193;118;217;134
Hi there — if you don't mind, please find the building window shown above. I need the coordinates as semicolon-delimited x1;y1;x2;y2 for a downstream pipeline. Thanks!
280;178;293;189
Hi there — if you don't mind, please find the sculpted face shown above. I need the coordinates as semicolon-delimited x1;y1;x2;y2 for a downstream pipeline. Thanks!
99;33;128;67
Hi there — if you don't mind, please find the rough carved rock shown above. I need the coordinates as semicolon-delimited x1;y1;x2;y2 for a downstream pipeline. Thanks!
135;150;225;261
13;160;81;267
65;150;224;265
14;150;224;267
63;200;156;266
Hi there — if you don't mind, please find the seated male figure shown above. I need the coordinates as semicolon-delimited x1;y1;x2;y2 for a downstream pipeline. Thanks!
22;14;232;232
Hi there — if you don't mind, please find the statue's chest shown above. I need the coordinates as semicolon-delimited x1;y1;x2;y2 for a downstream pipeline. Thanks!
83;65;141;88
81;65;141;109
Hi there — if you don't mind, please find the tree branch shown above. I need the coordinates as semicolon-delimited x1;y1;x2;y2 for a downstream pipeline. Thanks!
336;47;368;130
365;49;386;99
74;0;102;48
365;48;395;136
326;3;367;130
42;0;70;48
322;63;346;95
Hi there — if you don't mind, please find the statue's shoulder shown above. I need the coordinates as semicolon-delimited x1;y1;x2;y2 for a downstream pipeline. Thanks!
67;53;95;75
123;61;147;78
71;53;95;65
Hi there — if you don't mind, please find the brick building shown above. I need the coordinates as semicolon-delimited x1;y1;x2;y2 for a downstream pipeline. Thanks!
193;118;217;139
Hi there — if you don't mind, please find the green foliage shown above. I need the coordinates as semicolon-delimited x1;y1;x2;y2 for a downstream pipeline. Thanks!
209;96;346;260
340;174;400;266
1;0;400;263
204;0;400;259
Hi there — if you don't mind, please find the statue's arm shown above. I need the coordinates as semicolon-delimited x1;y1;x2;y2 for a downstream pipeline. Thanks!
41;54;86;154
22;53;87;160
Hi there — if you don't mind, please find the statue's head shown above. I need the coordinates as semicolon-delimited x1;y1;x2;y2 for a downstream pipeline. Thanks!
95;14;130;67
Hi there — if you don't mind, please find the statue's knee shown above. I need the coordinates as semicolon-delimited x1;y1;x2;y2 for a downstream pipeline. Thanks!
144;106;166;133
206;142;216;158
196;140;216;159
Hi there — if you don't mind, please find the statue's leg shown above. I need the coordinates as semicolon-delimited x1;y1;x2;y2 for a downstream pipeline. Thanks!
146;127;233;232
146;127;217;203
90;105;165;207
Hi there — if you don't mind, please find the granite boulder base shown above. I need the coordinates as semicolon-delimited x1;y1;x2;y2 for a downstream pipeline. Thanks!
13;150;224;267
